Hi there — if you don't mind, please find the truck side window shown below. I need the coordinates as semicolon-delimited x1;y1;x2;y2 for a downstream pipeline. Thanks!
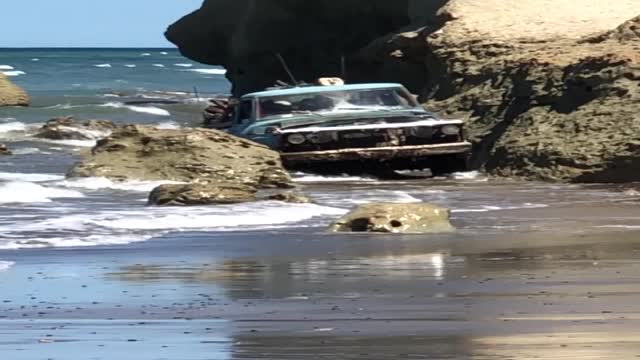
236;100;253;123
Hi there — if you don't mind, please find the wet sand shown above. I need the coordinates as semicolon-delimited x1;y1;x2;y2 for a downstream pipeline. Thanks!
2;180;640;359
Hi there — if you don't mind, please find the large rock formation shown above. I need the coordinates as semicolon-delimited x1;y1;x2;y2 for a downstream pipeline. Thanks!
166;0;419;96
0;73;29;107
329;202;454;233
167;0;640;182
67;125;294;189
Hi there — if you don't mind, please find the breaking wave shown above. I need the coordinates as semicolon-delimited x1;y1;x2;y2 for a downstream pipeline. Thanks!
0;181;84;204
100;102;170;116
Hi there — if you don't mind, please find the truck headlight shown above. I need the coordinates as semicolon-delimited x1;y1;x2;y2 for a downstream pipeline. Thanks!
441;125;460;136
287;133;307;145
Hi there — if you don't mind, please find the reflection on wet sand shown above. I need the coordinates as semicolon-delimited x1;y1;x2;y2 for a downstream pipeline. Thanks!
107;228;640;358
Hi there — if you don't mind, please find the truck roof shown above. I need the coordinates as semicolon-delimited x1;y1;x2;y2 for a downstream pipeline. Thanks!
241;83;405;99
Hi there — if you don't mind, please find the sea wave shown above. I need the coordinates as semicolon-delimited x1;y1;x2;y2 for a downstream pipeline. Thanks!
0;261;14;272
0;121;28;134
452;203;549;213
94;64;112;68
0;65;14;70
124;64;137;68
188;69;227;75
293;173;376;183
152;64;165;68
0;201;346;249
101;102;171;116
0;172;64;182
55;177;184;193
2;70;26;77
174;63;193;67
154;121;180;129
87;202;347;231
0;181;85;204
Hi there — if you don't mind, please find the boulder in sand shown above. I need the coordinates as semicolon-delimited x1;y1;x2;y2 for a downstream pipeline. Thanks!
148;183;257;206
35;116;117;141
329;202;454;234
0;73;29;107
67;125;294;190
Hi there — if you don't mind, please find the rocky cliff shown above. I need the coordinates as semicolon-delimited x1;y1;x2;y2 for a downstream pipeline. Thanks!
0;74;29;107
167;0;640;182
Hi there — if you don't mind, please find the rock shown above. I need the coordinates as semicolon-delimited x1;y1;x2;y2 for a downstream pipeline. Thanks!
418;6;640;182
0;144;11;156
148;183;257;206
267;192;312;204
167;1;640;183
328;202;454;233
35;117;117;141
67;125;294;189
165;0;413;96
0;73;29;107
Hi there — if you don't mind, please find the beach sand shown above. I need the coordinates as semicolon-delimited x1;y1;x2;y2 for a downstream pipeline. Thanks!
3;213;640;359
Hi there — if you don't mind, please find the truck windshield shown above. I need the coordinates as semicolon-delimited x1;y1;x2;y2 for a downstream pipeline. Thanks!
256;87;419;120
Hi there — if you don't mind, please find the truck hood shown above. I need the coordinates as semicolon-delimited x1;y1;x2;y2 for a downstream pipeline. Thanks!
259;109;447;131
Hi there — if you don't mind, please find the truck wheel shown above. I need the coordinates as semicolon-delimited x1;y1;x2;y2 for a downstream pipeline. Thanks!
429;154;469;177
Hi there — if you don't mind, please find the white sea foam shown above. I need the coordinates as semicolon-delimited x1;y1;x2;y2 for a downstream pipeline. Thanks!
124;64;137;68
0;261;14;272
293;173;376;183
89;203;347;231
152;64;165;68
160;52;168;55
0;121;27;134
451;171;487;181
174;63;193;67
10;147;41;155
31;58;40;62
0;172;64;182
0;65;14;70
56;177;184;192
141;53;151;57
36;138;97;148
0;182;85;204
154;121;180;129
2;70;26;77
0;202;346;249
128;105;170;116
452;203;548;213
101;102;171;116
188;68;227;75
94;64;112;68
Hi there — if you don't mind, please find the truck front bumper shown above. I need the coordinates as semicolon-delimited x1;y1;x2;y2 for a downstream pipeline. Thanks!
281;142;472;165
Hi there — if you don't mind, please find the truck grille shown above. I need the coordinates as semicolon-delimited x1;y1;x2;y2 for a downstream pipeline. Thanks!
280;126;460;153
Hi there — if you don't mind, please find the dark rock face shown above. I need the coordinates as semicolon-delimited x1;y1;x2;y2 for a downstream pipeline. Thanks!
166;0;421;96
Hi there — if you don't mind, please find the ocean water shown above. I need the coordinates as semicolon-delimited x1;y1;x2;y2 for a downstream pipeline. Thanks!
1;48;640;253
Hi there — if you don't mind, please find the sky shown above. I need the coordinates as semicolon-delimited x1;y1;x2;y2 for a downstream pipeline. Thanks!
0;0;203;48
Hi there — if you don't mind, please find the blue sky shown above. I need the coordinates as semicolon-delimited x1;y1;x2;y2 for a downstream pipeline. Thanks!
0;0;203;47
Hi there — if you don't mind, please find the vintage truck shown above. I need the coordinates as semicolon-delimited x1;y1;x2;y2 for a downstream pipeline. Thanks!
208;83;472;175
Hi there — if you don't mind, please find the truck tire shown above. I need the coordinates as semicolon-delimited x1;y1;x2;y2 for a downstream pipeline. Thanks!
429;154;469;177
